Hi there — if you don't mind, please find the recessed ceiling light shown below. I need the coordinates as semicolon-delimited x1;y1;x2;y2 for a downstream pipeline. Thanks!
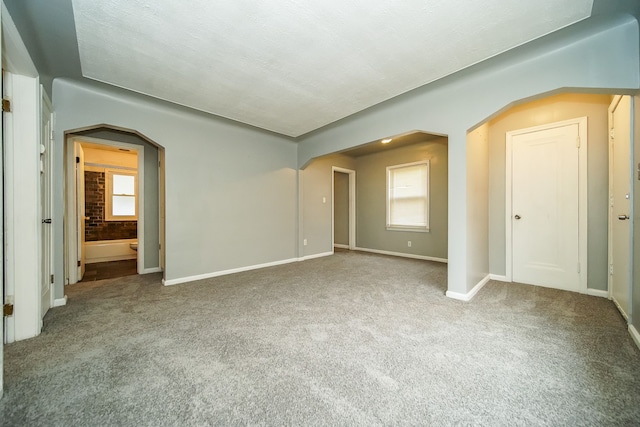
381;138;392;144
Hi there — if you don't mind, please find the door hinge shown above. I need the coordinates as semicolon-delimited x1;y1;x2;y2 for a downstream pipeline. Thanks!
577;263;581;274
50;274;55;284
77;260;81;267
610;264;614;275
576;136;581;148
2;98;11;112
76;156;80;164
3;304;14;316
610;128;615;139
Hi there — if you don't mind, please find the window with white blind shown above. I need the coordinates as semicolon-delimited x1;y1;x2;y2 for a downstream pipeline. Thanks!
105;169;137;221
386;161;429;231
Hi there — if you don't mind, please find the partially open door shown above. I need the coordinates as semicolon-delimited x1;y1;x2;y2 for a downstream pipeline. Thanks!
609;95;632;319
75;142;86;280
39;86;53;319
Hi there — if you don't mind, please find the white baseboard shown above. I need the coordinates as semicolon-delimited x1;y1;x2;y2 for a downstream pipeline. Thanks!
53;296;68;307
163;257;300;286
85;255;137;264
141;267;163;274
333;244;349;249
161;250;343;287
489;274;508;282
446;274;490;302
299;251;333;261
586;288;609;298
612;297;629;321
629;324;640;351
354;247;447;263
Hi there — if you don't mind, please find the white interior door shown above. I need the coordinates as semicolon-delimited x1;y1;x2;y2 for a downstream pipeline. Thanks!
609;95;632;318
76;143;86;280
509;122;581;291
39;88;53;318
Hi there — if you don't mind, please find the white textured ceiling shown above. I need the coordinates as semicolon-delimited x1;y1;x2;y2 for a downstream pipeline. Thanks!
72;0;593;137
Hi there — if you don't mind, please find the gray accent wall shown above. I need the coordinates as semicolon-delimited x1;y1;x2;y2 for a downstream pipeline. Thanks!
298;16;639;293
466;124;490;289
354;139;448;259
73;129;160;270
487;93;611;291
52;78;297;295
301;155;355;257
3;0;82;98
7;5;639;303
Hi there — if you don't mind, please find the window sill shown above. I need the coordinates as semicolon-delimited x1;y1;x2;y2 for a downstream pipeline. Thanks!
386;226;429;233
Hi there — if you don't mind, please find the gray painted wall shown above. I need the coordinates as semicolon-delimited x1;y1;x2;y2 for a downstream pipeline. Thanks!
487;93;611;291
297;15;639;293
333;171;349;246
52;79;297;296
73;129;160;269
3;0;81;99
466;124;490;289
301;154;355;257
354;139;448;259
6;4;640;303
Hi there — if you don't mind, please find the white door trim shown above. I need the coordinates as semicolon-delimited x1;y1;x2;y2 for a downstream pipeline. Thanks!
332;167;356;250
65;135;145;284
505;117;588;293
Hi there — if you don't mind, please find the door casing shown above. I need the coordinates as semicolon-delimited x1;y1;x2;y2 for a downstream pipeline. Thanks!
505;117;588;293
331;166;356;250
65;135;145;284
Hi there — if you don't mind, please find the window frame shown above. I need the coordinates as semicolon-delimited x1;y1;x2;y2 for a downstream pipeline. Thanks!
104;168;138;221
386;160;430;232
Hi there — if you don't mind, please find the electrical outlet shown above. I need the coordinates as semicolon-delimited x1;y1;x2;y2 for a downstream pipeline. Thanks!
303;239;308;246
408;241;412;247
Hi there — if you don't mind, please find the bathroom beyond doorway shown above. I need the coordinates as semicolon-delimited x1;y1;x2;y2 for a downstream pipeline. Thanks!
79;260;138;282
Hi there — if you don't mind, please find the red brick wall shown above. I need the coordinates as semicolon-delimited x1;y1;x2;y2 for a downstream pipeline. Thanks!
85;171;137;241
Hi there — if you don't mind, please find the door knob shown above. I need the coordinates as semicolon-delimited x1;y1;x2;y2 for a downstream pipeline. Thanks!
618;214;629;220
514;214;521;220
